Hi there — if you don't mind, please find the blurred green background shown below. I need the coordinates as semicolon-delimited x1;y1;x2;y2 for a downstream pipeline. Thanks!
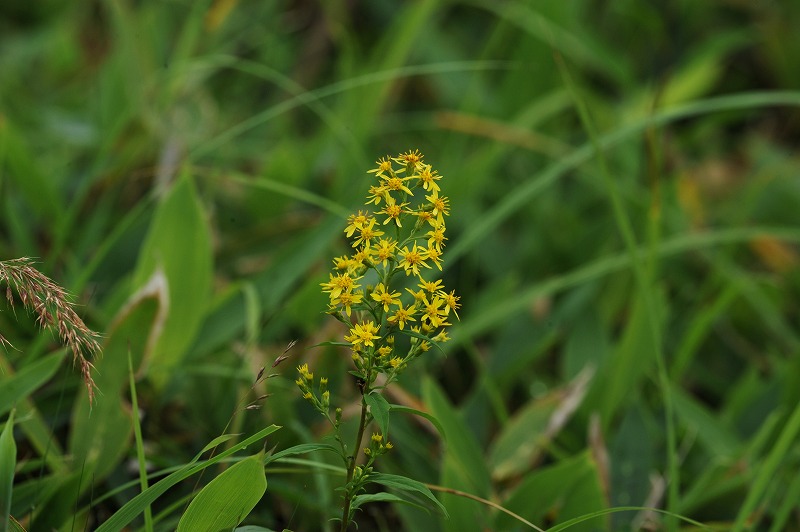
1;1;800;530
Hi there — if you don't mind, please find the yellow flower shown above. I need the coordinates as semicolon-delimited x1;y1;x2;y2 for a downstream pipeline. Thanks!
366;184;389;206
420;295;448;328
382;175;414;197
416;164;441;192
344;210;370;238
332;290;363;316
433;329;450;343
378;345;393;357
332;255;351;270
371;432;383;443
425;224;447;252
351;248;371;270
393;149;423;167
321;273;360;300
405;287;426;303
418;279;444;294
377;198;410;227
425;190;450;221
426;246;443;271
344;321;381;348
297;363;313;380
438;289;461;319
398;242;430;277
388;303;417;330
367;156;395;178
415;209;436;227
371;238;397;267
370;283;401;313
352;217;384;250
389;356;403;368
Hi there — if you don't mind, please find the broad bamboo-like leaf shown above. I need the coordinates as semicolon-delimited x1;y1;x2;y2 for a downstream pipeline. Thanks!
132;172;213;386
96;425;280;532
177;455;267;532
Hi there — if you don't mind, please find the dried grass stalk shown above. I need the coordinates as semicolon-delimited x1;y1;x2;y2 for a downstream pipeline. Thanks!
0;257;101;403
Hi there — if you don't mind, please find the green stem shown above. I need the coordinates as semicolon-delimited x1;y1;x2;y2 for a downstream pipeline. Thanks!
340;396;369;532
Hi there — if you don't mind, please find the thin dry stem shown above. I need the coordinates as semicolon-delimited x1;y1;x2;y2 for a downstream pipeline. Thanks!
0;257;102;402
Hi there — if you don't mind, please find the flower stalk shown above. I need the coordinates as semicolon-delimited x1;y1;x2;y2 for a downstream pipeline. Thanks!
298;150;460;530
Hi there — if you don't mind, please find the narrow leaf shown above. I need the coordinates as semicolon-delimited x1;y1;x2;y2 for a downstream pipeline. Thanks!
0;410;16;532
351;492;426;512
369;472;447;517
389;404;447;443
0;352;64;418
265;443;340;465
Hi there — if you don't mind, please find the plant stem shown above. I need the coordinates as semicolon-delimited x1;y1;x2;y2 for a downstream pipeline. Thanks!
340;396;369;532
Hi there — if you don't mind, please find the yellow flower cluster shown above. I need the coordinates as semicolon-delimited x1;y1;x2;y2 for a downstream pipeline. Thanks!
295;363;330;412
363;432;393;457
319;150;460;379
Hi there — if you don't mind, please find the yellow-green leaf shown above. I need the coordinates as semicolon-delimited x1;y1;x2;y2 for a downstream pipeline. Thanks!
177;455;267;532
133;172;212;386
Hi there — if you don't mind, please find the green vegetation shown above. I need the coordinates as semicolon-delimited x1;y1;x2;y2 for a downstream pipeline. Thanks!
2;1;800;530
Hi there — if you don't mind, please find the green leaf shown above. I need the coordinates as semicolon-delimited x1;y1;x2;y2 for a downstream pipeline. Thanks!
364;392;390;437
1;410;16;532
671;384;740;458
0;352;65;418
200;434;244;455
423;377;491;531
496;452;605;531
69;283;165;484
133;172;213;385
309;341;352;348
388;405;447;443
177;455;267;532
351;492;426;512
265;443;340;465
96;425;280;532
422;377;491;495
368;472;447;517
488;393;557;481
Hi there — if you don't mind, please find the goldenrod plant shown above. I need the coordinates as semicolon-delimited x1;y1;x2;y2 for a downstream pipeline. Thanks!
300;150;458;530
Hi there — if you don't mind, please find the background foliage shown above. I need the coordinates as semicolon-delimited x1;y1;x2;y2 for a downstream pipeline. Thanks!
1;1;800;530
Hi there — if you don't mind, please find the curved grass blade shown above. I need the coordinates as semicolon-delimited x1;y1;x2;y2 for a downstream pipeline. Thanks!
0;410;16;532
545;506;712;532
